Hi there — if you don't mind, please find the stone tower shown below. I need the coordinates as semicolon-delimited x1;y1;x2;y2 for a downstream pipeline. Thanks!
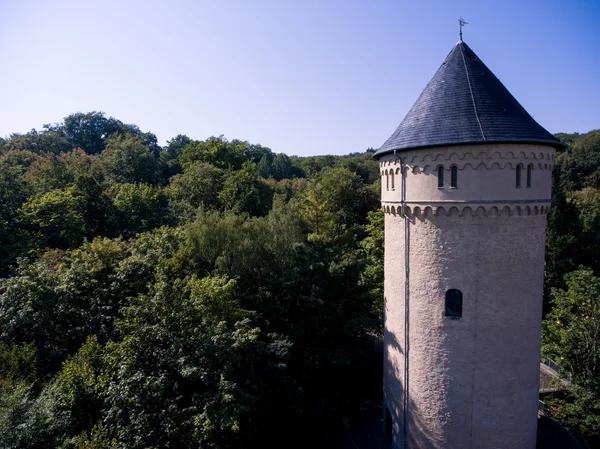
375;40;564;449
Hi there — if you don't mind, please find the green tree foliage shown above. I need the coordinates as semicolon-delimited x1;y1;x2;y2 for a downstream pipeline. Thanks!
59;112;160;156
359;210;384;318
107;183;168;237
162;133;193;176
543;269;600;387
542;268;600;441
17;186;86;251
69;421;120;449
570;188;600;273
2;128;72;155
166;162;224;221
43;336;113;444
0;161;31;275
4;112;600;446
0;232;178;375
0;381;55;449
0;112;389;447
25;152;73;193
255;151;294;180
0;149;41;172
0;342;36;384
256;151;274;178
544;168;583;296
179;136;248;171
555;129;600;192
99;134;163;185
107;275;273;448
297;167;375;239
219;161;273;216
61;149;113;238
335;151;382;185
539;130;600;444
272;153;294;180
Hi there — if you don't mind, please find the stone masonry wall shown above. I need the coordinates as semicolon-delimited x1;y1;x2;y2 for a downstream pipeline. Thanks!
381;143;555;449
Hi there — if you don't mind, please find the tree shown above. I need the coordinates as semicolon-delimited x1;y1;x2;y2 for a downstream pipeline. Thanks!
219;162;273;217
556;129;600;192
17;186;86;250
256;151;274;179
25;153;73;194
107;183;168;237
162;134;193;176
272;153;293;180
0;149;40;173
2;129;72;155
179;136;248;171
542;268;600;442
99;134;163;185
58;111;160;156
543;268;600;388
296;167;368;238
106;275;271;449
544;167;584;298
0;162;30;276
359;210;384;318
570;187;600;273
166;162;224;221
0;111;390;446
0;232;179;376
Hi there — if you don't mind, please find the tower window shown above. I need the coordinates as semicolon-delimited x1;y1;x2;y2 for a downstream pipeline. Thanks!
390;170;395;190
516;165;522;188
450;165;458;188
527;164;532;188
385;170;389;191
445;289;463;318
437;166;444;188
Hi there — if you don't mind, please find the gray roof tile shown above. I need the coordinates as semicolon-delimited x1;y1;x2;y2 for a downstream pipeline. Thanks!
374;41;563;158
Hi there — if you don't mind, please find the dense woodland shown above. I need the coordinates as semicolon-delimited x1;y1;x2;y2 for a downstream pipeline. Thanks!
0;112;598;448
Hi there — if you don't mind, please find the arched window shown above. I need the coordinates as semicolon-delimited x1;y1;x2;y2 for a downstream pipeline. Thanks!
445;289;462;318
385;170;389;191
390;170;395;190
437;166;444;188
450;165;458;188
516;165;522;188
527;164;532;188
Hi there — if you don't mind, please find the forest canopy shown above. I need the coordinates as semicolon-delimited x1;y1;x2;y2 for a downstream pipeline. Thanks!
1;112;599;447
0;112;383;448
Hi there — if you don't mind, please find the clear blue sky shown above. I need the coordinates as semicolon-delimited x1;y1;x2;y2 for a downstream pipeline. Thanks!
1;0;598;156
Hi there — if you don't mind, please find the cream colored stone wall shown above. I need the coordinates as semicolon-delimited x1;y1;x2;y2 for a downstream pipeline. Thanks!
379;143;554;205
381;143;555;449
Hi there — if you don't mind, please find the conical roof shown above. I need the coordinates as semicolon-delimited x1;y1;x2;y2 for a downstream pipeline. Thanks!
374;41;563;158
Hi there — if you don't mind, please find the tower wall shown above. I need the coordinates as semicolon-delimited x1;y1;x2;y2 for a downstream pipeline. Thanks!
381;144;555;449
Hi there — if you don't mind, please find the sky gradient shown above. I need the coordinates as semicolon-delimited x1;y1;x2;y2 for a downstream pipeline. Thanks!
1;0;598;156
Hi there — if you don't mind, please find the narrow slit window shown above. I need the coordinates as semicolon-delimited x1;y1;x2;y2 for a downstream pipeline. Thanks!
437;166;444;188
385;170;389;191
450;165;458;188
390;170;395;190
516;165;522;188
527;164;532;188
445;289;463;318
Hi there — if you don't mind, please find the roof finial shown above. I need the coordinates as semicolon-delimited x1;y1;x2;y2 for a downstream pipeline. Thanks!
458;17;468;42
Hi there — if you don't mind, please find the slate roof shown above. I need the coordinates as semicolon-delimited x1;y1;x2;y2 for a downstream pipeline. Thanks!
374;41;563;158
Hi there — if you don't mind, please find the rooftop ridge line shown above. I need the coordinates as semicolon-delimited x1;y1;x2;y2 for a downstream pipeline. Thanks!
459;42;486;141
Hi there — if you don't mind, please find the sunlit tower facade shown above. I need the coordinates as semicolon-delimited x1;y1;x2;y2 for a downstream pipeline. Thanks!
374;38;563;449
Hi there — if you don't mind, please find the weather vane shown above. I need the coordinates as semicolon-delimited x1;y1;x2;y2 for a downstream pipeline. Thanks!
458;17;468;41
